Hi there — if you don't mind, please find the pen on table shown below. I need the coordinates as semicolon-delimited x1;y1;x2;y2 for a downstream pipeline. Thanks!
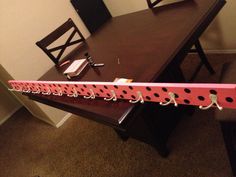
59;60;70;67
93;63;105;67
117;57;120;64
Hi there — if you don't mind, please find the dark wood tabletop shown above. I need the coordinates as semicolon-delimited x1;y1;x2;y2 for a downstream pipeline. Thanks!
30;0;225;127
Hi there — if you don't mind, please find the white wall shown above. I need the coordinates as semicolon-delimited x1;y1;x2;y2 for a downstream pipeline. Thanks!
104;0;148;17
0;0;90;126
201;0;236;51
0;64;55;126
0;81;21;125
0;0;90;80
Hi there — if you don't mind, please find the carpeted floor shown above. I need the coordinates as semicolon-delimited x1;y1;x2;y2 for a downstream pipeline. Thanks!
0;54;235;177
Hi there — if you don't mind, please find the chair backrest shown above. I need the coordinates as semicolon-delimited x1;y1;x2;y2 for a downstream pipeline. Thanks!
36;18;85;65
146;0;163;8
70;0;111;33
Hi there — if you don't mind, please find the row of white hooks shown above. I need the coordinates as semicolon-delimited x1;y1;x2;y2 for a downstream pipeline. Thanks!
8;87;223;110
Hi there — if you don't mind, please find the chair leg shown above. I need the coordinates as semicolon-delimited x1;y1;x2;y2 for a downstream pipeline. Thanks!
194;39;215;74
189;62;203;82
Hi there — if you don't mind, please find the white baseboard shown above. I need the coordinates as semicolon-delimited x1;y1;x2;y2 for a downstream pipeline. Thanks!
204;49;236;54
55;113;72;128
0;106;22;125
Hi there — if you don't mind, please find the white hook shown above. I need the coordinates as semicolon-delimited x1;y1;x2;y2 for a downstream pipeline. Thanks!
104;90;117;101
199;94;223;110
160;92;178;107
53;87;63;96
84;89;95;99
22;86;31;93
129;91;144;104
8;87;22;92
42;87;51;95
8;88;15;91
32;87;41;94
67;88;78;97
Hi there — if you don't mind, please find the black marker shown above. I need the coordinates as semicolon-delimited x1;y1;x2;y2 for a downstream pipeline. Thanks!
84;52;95;66
84;52;104;67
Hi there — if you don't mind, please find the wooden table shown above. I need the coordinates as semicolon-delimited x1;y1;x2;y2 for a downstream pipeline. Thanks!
28;0;225;157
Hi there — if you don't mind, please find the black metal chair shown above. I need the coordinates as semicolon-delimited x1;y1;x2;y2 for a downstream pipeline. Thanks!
70;0;111;34
36;18;85;65
146;0;215;82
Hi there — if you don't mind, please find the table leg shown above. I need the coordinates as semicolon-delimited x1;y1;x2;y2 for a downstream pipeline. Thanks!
118;64;193;157
121;101;181;158
220;122;236;176
114;129;129;141
195;39;215;74
153;140;170;157
142;103;179;157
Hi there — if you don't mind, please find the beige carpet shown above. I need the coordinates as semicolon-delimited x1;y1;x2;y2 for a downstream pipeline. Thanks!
0;54;235;177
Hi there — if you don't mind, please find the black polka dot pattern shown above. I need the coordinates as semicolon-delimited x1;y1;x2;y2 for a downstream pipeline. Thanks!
210;90;217;95
146;87;151;91
198;96;205;101
146;96;151;100
174;93;179;98
184;99;190;104
165;98;170;102
184;88;191;93
226;97;233;103
162;88;167;92
123;90;127;94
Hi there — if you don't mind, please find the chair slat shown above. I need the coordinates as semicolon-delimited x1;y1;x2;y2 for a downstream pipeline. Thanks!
36;18;85;64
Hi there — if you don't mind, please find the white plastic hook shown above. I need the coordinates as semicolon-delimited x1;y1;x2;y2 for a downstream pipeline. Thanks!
53;87;63;96
22;86;31;93
104;90;117;101
32;87;41;94
67;88;78;97
199;94;223;110
42;87;51;95
160;92;178;107
8;87;22;92
129;91;144;104
84;89;95;99
8;88;15;91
